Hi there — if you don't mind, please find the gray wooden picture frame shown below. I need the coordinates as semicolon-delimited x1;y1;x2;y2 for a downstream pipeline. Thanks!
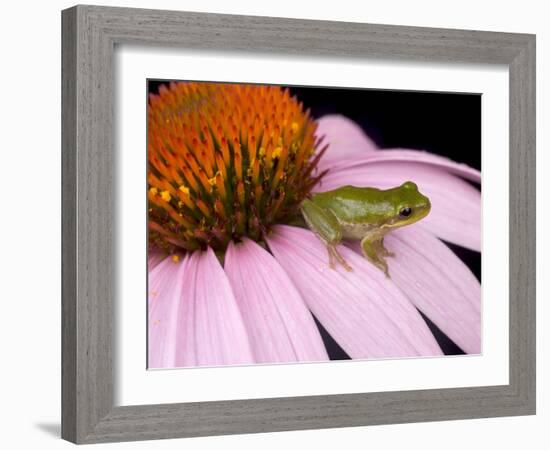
61;4;536;444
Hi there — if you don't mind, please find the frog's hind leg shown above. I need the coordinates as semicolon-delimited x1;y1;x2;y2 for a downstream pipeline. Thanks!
300;198;352;272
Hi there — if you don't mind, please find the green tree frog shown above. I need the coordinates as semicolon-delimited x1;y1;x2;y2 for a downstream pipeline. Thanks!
300;181;431;277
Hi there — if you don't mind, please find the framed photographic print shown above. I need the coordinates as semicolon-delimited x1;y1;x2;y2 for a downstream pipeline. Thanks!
61;5;536;444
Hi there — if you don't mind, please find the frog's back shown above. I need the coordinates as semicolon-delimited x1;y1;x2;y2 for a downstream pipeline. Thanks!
312;185;392;225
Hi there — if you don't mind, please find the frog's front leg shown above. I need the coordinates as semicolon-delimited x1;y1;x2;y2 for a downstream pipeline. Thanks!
360;232;392;277
300;199;352;271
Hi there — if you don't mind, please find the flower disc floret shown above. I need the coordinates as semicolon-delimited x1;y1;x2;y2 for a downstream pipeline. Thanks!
148;82;327;252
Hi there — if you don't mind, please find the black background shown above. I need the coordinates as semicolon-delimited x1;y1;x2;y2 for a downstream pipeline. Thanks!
149;81;482;358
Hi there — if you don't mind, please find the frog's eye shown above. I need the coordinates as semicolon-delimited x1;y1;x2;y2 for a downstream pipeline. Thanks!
399;207;413;218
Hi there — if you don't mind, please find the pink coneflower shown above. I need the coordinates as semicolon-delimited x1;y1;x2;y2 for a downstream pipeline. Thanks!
147;82;481;369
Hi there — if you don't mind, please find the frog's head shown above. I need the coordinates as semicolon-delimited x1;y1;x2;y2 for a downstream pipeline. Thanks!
385;181;431;228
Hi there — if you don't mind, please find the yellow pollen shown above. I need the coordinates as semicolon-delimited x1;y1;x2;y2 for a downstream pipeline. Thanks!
178;185;190;195
208;176;217;186
291;122;299;132
171;254;180;263
160;190;171;202
258;147;266;158
272;147;283;159
247;161;255;178
149;187;158;195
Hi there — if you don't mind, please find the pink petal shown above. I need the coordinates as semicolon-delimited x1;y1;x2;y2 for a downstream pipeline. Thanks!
148;249;167;271
348;227;481;354
315;114;377;172
224;239;328;363
266;225;442;359
182;248;255;367
316;162;481;252
148;255;189;368
148;248;254;368
330;148;481;183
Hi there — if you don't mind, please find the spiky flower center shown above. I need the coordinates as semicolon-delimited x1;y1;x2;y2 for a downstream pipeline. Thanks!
148;82;326;253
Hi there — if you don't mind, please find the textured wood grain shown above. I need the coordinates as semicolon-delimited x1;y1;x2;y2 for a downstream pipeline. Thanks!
61;4;536;444
61;7;77;443
508;36;536;409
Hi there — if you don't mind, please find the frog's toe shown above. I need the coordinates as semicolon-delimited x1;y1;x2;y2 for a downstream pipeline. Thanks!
379;260;390;277
328;245;353;272
379;243;394;258
370;256;390;277
327;247;336;269
342;259;353;272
